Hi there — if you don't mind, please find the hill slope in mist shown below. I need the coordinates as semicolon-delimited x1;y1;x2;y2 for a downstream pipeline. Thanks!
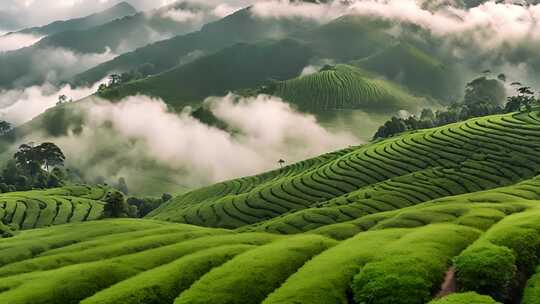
266;64;431;113
73;7;315;86
0;1;226;89
2;2;137;37
99;39;313;107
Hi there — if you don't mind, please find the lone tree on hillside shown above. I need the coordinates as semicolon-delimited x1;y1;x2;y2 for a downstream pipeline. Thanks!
278;159;286;168
57;95;70;106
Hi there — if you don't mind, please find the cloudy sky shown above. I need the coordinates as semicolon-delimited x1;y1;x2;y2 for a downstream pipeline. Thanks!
0;0;253;30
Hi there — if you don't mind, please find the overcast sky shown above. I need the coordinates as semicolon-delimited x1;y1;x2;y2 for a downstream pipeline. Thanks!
0;0;253;30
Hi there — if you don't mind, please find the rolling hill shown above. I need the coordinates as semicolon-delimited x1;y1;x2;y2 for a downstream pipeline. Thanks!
295;15;396;62
149;110;540;231
0;185;109;234
265;64;431;113
1;2;136;37
353;42;462;102
73;7;315;86
99;39;313;107
0;111;540;303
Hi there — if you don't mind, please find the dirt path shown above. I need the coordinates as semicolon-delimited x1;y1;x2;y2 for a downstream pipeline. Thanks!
435;266;457;299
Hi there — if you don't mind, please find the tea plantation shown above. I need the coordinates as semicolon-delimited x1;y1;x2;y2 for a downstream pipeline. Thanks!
271;64;428;113
1;111;540;303
0;185;108;234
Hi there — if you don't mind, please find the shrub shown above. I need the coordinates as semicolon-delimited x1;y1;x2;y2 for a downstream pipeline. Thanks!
454;244;516;300
351;224;480;304
429;292;499;304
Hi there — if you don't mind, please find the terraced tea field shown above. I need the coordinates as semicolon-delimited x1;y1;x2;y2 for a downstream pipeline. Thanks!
2;111;540;303
271;64;428;113
2;185;540;304
0;185;108;231
150;110;540;232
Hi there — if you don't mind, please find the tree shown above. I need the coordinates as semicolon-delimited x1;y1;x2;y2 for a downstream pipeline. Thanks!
103;191;128;218
97;83;108;94
14;142;65;173
0;121;11;135
57;95;68;106
278;159;286;168
464;76;506;106
35;143;65;171
14;143;38;174
108;74;121;87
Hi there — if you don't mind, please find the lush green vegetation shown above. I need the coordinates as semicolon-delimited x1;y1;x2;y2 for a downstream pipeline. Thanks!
0;111;539;302
373;75;509;139
353;42;461;102
0;185;109;232
429;292;499;304
263;64;429;114
149;110;540;234
99;39;312;108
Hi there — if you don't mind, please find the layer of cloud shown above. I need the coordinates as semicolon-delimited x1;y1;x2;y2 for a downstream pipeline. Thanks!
251;0;349;22
0;0;252;30
3;47;116;88
8;94;357;194
0;80;104;125
0;33;43;52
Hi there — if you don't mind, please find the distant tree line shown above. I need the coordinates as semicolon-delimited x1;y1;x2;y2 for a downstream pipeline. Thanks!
373;75;540;140
97;63;155;94
101;176;172;218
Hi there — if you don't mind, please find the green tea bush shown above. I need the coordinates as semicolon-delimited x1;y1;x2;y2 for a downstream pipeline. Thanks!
351;224;480;304
429;292;499;304
522;265;540;304
453;244;516;300
174;235;337;304
454;210;540;301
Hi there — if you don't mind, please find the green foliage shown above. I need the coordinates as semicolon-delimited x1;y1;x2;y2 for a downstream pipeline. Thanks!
174;235;337;304
429;292;499;304
454;210;540;301
99;39;312;108
0;185;108;234
454;244;516;300
354;42;461;102
351;224;480;304
523;265;540;304
269;64;426;114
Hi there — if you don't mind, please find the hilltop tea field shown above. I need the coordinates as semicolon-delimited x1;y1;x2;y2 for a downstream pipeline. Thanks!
0;111;538;303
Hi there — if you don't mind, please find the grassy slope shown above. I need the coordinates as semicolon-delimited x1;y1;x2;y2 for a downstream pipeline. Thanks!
73;8;314;86
1;112;540;302
149;110;540;231
269;64;430;113
4;2;136;37
100;39;313;107
0;185;109;231
352;42;461;102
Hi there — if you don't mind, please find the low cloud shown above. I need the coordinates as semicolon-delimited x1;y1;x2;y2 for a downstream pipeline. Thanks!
251;0;348;22
0;81;104;125
3;47;116;88
11;94;358;194
0;33;43;52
